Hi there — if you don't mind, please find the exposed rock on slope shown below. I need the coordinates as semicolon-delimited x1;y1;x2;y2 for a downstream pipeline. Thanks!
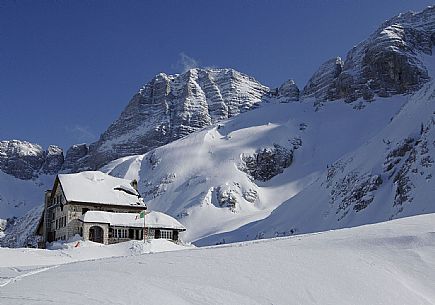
239;144;294;181
61;144;89;173
303;57;344;100
62;68;270;172
0;140;63;180
303;6;435;102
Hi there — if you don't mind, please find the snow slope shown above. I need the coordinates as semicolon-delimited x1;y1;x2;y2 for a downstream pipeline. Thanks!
0;214;434;304
0;172;54;247
0;172;53;219
0;239;190;269
199;64;435;245
103;93;408;243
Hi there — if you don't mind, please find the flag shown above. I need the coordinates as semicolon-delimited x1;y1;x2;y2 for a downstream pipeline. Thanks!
135;211;145;220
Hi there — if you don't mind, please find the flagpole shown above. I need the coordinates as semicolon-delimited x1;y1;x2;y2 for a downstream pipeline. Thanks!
143;210;145;243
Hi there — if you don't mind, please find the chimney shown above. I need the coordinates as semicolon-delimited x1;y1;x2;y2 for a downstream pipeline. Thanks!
130;179;138;191
45;190;52;207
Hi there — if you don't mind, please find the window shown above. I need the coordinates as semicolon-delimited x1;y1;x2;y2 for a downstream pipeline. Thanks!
160;230;173;240
114;228;128;239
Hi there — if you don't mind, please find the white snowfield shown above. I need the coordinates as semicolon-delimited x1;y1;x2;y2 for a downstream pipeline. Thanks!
0;214;434;304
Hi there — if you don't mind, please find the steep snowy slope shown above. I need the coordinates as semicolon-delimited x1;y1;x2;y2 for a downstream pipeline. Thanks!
0;171;51;220
0;173;52;247
1;214;434;304
103;93;407;242
200;75;435;245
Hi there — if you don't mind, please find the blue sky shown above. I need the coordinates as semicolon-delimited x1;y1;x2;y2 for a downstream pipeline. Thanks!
1;0;433;150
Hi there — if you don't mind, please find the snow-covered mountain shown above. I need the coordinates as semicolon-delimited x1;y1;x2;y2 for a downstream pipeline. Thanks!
102;6;435;244
101;88;410;243
199;77;435;245
1;6;435;247
61;68;273;172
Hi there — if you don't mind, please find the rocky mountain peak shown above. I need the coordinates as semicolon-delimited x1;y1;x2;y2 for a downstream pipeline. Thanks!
303;6;435;103
302;57;343;100
0;140;64;180
61;68;270;172
277;79;300;101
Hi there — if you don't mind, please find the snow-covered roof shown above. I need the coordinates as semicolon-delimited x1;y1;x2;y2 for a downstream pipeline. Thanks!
58;171;144;207
79;211;186;230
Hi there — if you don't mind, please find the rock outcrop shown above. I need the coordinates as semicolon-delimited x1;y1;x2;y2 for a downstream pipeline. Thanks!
62;68;270;172
277;79;300;101
239;144;294;181
303;6;435;102
61;144;89;173
0;140;63;180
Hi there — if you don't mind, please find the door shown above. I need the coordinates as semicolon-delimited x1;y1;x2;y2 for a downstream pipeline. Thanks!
89;226;104;243
129;228;134;239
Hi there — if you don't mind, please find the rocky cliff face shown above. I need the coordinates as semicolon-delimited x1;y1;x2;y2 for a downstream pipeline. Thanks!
303;6;435;102
62;68;270;172
0;140;63;180
277;79;300;101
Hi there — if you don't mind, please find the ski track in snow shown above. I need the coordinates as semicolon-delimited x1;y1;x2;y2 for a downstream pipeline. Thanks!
0;265;59;288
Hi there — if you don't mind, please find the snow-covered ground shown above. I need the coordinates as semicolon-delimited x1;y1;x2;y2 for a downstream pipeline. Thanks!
0;239;190;268
0;214;434;304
